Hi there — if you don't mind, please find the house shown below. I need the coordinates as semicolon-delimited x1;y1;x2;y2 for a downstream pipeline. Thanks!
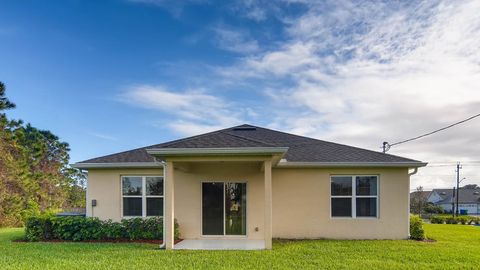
409;190;432;213
427;188;480;215
72;124;426;250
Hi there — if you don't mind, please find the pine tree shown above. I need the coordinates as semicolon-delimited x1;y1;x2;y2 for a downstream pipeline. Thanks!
0;82;15;111
0;81;85;227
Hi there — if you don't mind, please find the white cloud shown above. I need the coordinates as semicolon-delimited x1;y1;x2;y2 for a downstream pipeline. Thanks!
127;0;209;16
124;0;480;189
88;132;119;141
232;0;267;21
118;85;244;135
212;26;259;54
217;0;480;189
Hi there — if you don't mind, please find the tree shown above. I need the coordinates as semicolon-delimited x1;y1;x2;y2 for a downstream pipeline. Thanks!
0;81;85;227
423;202;444;214
0;82;15;111
410;186;429;215
462;184;479;189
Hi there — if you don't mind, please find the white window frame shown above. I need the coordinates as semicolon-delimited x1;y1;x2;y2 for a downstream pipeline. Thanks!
121;175;163;218
330;175;379;219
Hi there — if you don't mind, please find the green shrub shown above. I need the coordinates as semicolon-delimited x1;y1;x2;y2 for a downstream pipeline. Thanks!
24;213;55;241
410;215;425;240
445;217;458;224
51;216;103;241
25;216;179;242
457;216;468;225
102;220;125;239
469;217;480;225
429;215;445;224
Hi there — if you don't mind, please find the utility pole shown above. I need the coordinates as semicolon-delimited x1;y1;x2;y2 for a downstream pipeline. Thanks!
451;187;455;218
455;162;462;217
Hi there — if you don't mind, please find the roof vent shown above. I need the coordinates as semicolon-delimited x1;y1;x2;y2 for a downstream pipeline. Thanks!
232;126;256;131
440;192;446;195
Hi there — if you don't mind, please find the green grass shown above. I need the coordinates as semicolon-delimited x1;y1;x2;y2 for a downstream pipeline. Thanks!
1;224;479;269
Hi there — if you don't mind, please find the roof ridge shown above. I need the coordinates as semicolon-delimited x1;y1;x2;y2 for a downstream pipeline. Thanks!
246;124;421;162
160;125;274;148
219;130;277;147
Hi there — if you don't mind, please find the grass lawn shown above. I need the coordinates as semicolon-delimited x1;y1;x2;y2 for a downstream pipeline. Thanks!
1;224;479;269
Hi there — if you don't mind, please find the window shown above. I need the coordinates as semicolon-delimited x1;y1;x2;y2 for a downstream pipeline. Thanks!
122;176;163;217
331;175;378;218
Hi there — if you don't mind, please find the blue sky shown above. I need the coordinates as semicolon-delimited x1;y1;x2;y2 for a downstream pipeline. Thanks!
0;0;285;160
1;0;480;189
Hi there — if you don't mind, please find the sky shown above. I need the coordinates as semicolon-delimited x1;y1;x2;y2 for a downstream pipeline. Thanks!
1;0;480;190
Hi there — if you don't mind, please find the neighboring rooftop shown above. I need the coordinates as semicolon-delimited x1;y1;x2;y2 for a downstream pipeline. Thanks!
430;188;480;204
77;124;424;165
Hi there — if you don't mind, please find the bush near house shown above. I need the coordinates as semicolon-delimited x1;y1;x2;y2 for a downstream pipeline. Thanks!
429;216;446;224
409;215;426;240
468;217;480;225
25;215;179;242
429;215;480;225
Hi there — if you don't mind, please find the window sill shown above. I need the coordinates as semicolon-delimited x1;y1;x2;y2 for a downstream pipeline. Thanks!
121;216;164;219
330;217;379;220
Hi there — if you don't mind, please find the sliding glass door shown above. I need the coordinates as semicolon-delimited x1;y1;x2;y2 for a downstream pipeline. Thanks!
202;182;224;235
202;182;247;236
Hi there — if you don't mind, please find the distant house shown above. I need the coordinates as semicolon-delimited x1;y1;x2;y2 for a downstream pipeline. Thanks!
427;188;480;215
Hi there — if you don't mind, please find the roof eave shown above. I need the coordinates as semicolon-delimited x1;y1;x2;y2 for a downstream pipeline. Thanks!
145;147;289;156
276;161;428;168
71;162;161;169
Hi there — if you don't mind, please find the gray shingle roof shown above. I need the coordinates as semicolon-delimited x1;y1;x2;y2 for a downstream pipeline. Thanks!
432;188;480;204
78;124;422;164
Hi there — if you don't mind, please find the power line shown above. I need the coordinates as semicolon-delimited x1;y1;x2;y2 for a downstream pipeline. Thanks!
428;161;480;164
427;164;480;167
383;112;480;152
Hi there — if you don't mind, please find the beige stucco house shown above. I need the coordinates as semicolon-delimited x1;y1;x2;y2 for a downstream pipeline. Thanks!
73;124;426;250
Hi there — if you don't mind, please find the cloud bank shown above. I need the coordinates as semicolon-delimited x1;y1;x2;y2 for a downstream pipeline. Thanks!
124;0;480;189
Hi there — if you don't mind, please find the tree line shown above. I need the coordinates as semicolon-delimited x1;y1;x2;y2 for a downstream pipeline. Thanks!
0;82;85;227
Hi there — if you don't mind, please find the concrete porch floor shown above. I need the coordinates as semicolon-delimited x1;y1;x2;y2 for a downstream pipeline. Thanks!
174;239;265;250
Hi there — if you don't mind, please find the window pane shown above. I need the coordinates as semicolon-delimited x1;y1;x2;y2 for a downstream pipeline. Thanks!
147;198;163;216
123;198;142;216
225;183;247;235
356;198;377;217
331;198;352;217
122;177;142;195
202;182;224;235
356;176;377;196
331;176;352;196
146;177;163;196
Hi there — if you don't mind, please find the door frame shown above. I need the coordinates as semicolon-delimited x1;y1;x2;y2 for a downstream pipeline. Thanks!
200;180;248;238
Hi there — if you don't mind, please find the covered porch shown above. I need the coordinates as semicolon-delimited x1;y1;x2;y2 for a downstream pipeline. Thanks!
146;147;287;250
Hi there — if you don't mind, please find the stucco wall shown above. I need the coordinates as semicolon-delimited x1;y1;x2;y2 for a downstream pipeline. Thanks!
86;163;265;240
86;165;410;240
86;168;163;221
174;162;265;240
272;167;410;239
